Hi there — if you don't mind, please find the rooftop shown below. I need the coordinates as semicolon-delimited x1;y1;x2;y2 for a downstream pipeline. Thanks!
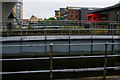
89;2;120;13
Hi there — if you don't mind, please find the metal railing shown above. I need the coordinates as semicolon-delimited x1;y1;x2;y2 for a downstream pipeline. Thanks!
1;42;120;80
1;20;120;79
1;20;120;36
2;42;120;55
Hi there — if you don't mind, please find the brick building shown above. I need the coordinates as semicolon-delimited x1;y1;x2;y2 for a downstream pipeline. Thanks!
63;7;81;20
55;7;98;20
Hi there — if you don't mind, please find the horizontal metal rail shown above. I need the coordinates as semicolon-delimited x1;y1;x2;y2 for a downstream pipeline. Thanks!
1;20;120;23
1;55;120;61
1;29;120;31
0;67;120;75
1;43;120;47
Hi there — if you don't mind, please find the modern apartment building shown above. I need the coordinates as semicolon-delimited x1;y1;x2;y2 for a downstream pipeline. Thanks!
55;8;65;20
88;2;120;21
13;2;23;20
55;7;98;20
55;10;60;20
0;0;23;29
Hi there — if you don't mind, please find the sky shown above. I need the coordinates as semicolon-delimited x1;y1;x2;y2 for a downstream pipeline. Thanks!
23;0;120;19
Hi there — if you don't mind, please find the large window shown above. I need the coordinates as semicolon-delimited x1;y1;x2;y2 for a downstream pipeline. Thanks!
76;15;79;18
76;11;78;14
70;15;73;18
88;16;92;20
71;11;73;14
100;14;108;20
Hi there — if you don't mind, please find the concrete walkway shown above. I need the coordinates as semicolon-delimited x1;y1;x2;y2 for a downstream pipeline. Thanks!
1;35;119;42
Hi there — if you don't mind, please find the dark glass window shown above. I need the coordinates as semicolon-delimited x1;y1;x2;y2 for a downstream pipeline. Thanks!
71;11;73;14
94;17;99;19
88;16;92;20
76;15;78;18
70;15;73;18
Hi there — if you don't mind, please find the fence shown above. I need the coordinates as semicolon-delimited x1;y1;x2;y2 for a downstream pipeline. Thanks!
1;42;120;80
1;20;120;79
1;20;120;36
2;39;120;55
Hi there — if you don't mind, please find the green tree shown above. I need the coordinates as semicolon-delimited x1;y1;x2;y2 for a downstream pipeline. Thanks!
46;17;56;20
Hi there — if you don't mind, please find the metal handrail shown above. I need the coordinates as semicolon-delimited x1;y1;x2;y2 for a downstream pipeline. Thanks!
1;55;120;61
1;43;120;47
0;67;120;75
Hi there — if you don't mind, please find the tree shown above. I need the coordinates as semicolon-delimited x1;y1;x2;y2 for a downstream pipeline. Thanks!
46;17;56;20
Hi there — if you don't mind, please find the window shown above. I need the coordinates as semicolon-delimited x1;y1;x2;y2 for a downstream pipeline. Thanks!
76;11;78;14
94;17;99;20
117;11;120;21
70;15;73;18
71;11;73;14
17;7;20;10
17;3;20;6
55;12;58;16
88;16;92;20
76;15;78;18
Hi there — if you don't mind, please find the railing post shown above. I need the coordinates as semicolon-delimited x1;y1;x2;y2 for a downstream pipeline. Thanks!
69;20;71;54
103;42;108;80
20;22;23;55
91;21;93;55
50;43;53;80
44;21;47;54
25;23;27;37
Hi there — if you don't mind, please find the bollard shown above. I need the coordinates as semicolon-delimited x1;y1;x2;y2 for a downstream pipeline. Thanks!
50;43;53;80
103;42;108;80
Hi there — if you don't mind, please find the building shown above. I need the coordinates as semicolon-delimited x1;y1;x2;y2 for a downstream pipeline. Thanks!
0;0;23;29
22;19;29;29
88;2;120;21
30;15;42;22
13;2;23;20
59;8;66;20
22;16;42;29
55;8;65;20
63;7;81;20
55;7;98;20
55;10;60;20
29;15;42;26
86;13;108;23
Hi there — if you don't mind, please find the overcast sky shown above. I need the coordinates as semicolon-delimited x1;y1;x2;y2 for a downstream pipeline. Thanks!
23;0;120;19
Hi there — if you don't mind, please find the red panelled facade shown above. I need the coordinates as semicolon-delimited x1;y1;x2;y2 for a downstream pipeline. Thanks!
87;13;108;23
